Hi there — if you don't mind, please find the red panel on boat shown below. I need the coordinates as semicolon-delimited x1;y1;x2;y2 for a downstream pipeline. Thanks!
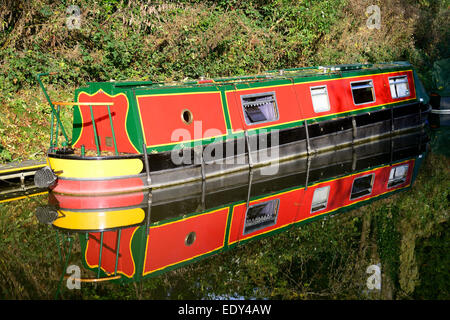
227;189;303;245
143;207;229;275
74;91;138;153
293;71;416;121
295;159;415;222
226;85;303;132
86;227;138;278
136;92;227;148
51;191;145;210
52;176;145;195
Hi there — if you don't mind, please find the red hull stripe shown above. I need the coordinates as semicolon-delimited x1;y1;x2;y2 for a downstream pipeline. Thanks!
52;192;145;210
52;177;145;196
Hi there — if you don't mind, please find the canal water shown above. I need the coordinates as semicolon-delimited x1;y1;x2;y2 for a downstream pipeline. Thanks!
0;128;448;300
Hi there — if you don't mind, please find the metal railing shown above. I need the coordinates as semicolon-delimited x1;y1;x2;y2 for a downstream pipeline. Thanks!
51;101;118;156
55;230;123;299
37;73;119;156
37;73;70;148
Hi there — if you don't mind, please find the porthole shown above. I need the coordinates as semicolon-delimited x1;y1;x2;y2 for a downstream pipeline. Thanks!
182;109;193;125
185;231;196;246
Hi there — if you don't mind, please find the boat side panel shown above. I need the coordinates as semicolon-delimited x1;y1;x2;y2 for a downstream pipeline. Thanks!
85;227;139;278
226;158;415;245
73;90;140;153
226;82;304;133
224;70;417;134
71;68;418;154
227;188;303;245
142;207;229;275
136;91;227;148
293;70;416;121
296;159;415;222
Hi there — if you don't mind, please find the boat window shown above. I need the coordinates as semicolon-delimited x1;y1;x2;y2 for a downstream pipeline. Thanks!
243;199;279;235
311;186;330;213
389;76;410;99
351;80;375;105
240;92;279;125
387;164;409;188
310;85;331;113
350;174;374;200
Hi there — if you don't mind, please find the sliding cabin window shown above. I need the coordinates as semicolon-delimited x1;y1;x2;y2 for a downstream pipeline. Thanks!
243;199;279;235
387;164;409;188
389;76;410;99
351;80;375;105
310;85;331;113
311;186;330;213
350;174;374;200
240;92;279;125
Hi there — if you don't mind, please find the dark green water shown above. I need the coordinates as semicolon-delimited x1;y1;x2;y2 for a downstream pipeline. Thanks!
430;127;450;157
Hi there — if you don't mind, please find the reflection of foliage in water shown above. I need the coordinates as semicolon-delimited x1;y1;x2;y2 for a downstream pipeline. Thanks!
0;194;58;299
430;127;450;157
0;152;448;299
374;204;401;293
414;222;449;300
396;151;449;299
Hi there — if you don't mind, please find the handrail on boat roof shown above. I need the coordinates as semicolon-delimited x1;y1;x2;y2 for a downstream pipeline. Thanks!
127;62;410;90
83;61;411;90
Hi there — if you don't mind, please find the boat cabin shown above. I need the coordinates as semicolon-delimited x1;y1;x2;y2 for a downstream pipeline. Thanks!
36;61;430;194
67;61;427;155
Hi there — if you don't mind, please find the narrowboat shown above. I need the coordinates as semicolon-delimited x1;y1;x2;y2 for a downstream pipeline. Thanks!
34;61;430;195
37;129;428;283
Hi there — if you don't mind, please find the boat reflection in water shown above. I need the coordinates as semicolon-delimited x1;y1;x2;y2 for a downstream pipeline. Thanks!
36;129;428;284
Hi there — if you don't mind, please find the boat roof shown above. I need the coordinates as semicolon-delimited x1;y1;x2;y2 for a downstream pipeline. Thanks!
85;61;412;90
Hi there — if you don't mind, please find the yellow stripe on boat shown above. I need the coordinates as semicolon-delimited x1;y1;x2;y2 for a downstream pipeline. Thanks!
47;157;143;179
53;208;145;231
